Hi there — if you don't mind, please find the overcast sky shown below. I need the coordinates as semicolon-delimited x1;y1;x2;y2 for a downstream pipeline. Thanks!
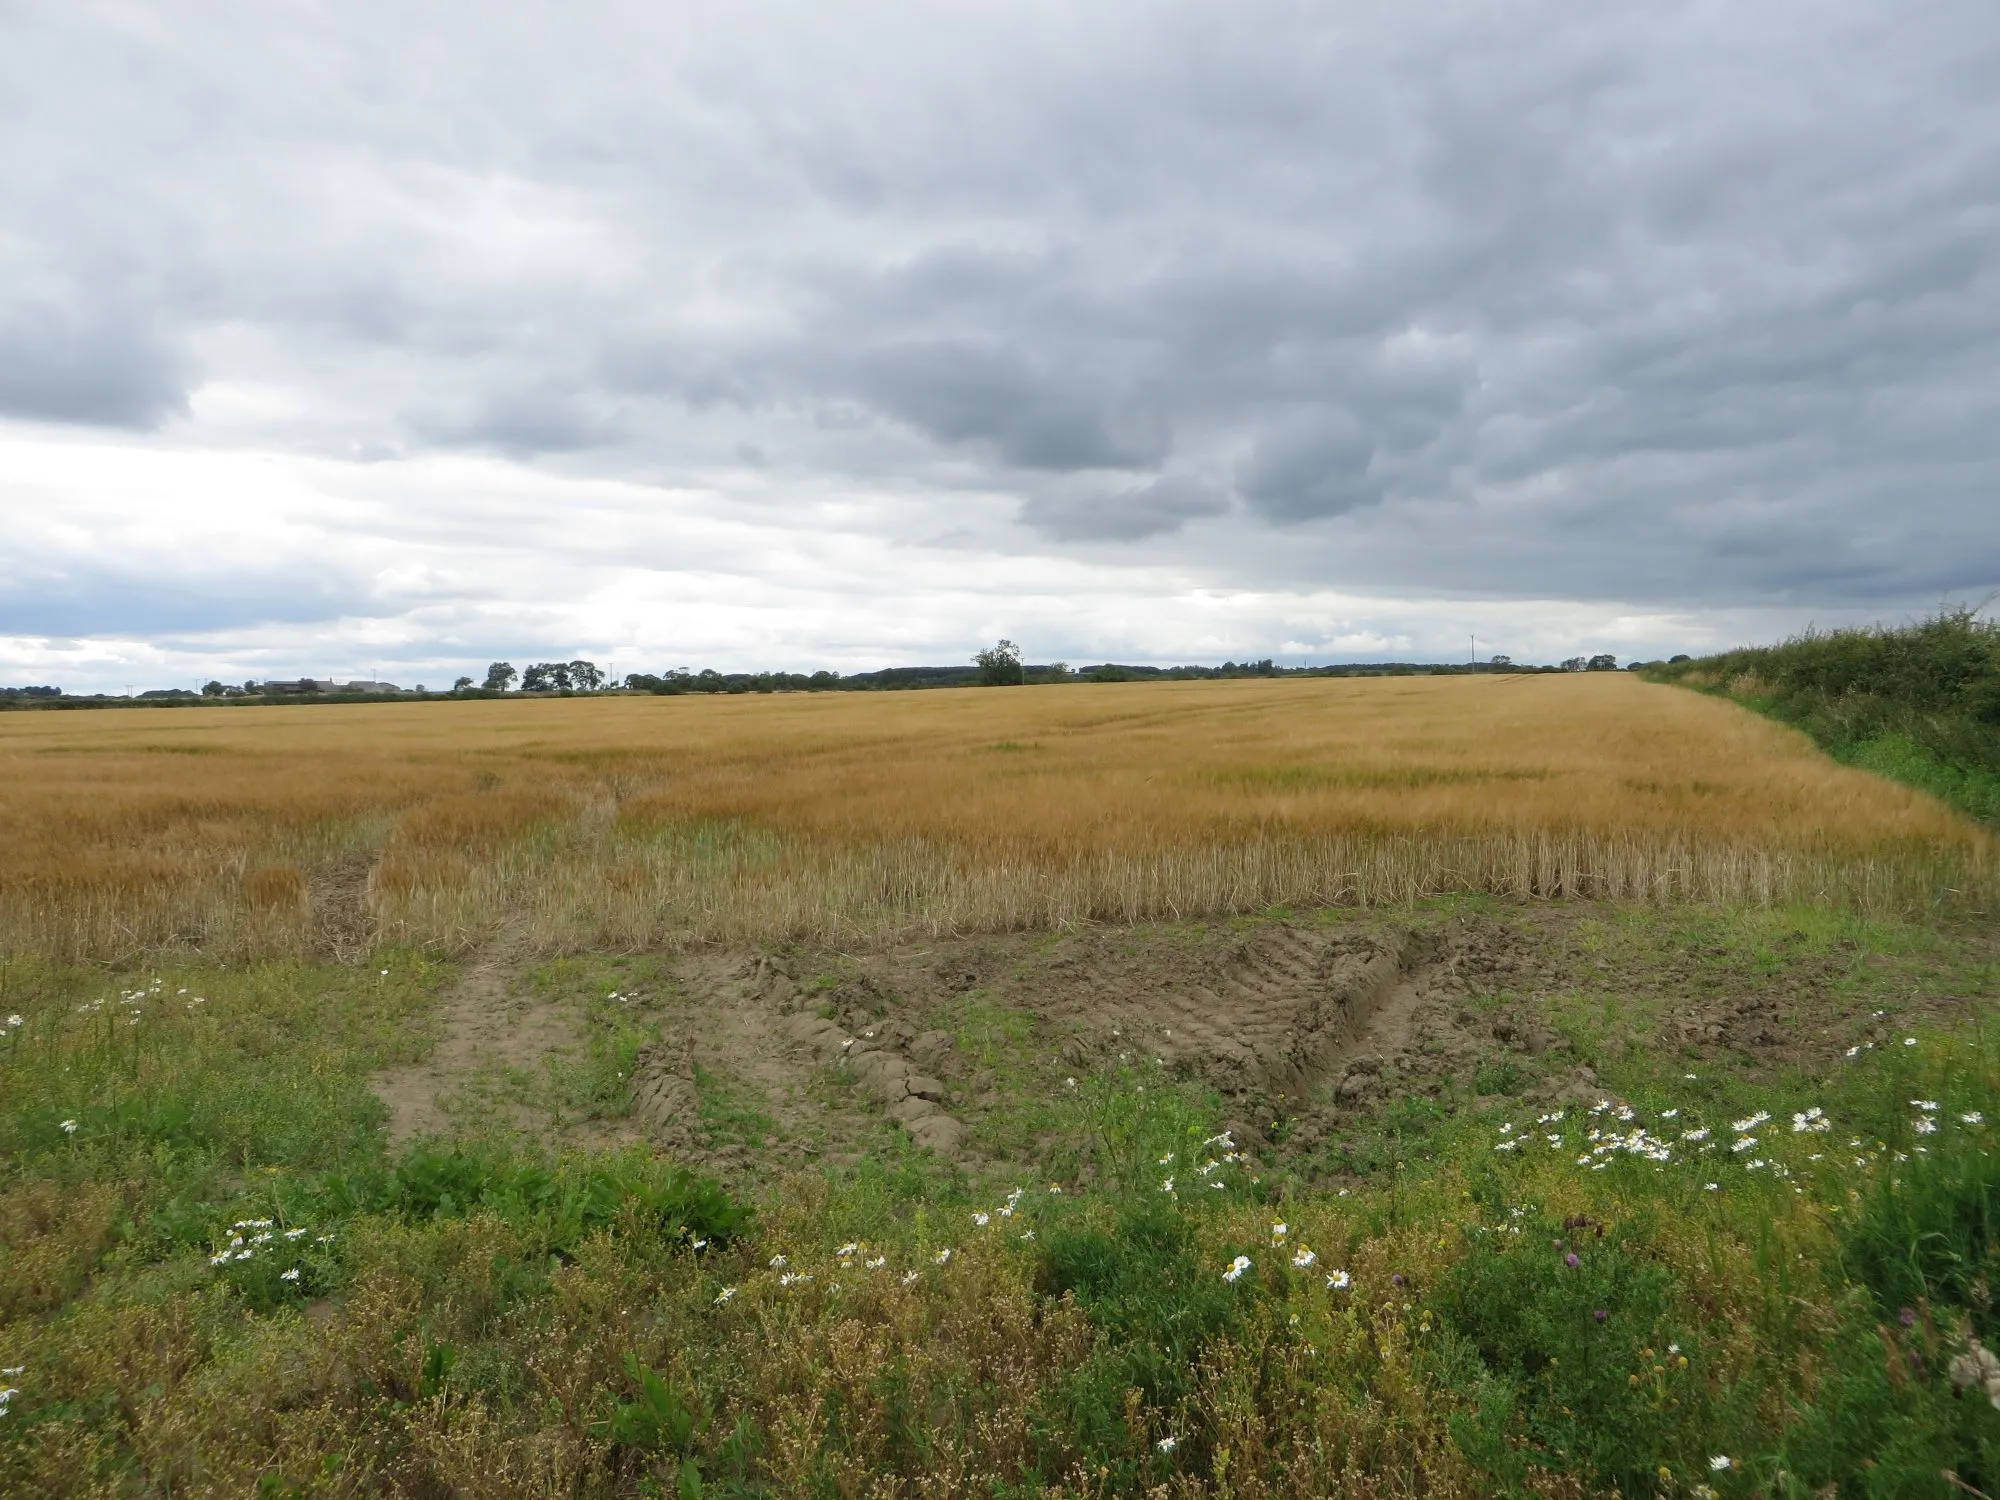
3;0;1997;690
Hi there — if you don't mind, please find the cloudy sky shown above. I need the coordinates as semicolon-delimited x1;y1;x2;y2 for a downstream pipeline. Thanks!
4;0;1997;690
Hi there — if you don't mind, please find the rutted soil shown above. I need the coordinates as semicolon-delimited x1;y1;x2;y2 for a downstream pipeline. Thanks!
378;907;1993;1178
370;948;594;1145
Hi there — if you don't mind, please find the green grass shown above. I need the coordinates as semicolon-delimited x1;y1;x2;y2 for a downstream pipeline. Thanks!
1648;606;2000;823
3;912;2000;1495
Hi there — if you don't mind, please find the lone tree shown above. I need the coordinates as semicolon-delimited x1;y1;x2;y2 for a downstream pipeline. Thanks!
482;662;518;691
1587;653;1618;671
975;639;1024;686
452;676;474;692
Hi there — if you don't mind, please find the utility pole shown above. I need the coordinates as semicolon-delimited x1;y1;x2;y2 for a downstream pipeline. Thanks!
1470;634;1476;669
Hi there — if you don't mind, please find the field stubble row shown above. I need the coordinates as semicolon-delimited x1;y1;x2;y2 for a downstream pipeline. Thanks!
1;675;1991;958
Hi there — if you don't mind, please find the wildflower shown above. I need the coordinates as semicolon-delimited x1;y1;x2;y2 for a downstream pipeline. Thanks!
1710;1455;1732;1471
1964;1112;1986;1126
1899;1306;1917;1327
1157;1436;1177;1453
1392;1272;1406;1287
1223;1256;1252;1284
0;1368;19;1377
1292;1246;1317;1269
1792;1108;1829;1133
1846;1045;1860;1057
1948;1338;2000;1410
1682;1127;1710;1142
1704;1182;1720;1191
5;1015;19;1027
1906;1038;1917;1046
280;1268;300;1282
1270;1221;1288;1243
1019;1230;1036;1242
714;1286;736;1304
1732;1111;1770;1133
1158;1152;1175;1166
59;1120;77;1135
901;1271;920;1286
1565;1253;1580;1268
1494;1139;1516;1152
1661;1109;1678;1118
1731;1137;1758;1153
1911;1099;1941;1111
777;1272;808;1288
284;1227;307;1239
1065;1077;1076;1088
933;1247;953;1265
1326;1269;1351;1290
973;1211;991;1226
865;1256;886;1270
1160;1177;1175;1194
1684;1073;1697;1081
1593;1309;1607;1323
1915;1117;1939;1135
836;1242;859;1258
769;1254;788;1269
691;1238;708;1251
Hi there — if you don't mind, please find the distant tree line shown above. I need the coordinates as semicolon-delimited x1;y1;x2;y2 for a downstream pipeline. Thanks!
6;641;1667;709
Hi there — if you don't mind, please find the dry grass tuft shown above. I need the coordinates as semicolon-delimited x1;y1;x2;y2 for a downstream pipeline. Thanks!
1;675;1990;957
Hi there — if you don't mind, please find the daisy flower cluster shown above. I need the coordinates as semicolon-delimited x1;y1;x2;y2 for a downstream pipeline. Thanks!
208;1217;333;1291
1221;1222;1355;1293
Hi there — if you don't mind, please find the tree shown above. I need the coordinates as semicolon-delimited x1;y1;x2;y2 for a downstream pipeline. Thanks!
1587;654;1618;671
1489;654;1512;668
201;680;226;697
1561;656;1588;672
483;662;518;691
453;676;474;692
975;639;1024;686
567;660;604;692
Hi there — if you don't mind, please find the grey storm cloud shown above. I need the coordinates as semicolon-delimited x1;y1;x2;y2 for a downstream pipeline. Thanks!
2;0;1998;627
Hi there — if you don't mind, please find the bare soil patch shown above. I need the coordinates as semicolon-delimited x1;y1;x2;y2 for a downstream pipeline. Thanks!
370;948;594;1145
377;904;1994;1179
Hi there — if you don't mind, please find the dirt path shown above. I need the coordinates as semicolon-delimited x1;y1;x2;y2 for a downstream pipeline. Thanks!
370;947;587;1146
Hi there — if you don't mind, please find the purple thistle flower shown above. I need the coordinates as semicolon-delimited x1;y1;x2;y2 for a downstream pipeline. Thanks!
1565;1253;1580;1268
1593;1309;1607;1323
1899;1307;1917;1328
1392;1273;1406;1287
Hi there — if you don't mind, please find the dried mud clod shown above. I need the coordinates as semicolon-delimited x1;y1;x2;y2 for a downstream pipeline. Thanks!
629;1038;701;1155
783;1012;967;1158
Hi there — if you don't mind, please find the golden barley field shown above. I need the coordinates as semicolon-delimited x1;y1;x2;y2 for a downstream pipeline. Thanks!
1;673;1990;958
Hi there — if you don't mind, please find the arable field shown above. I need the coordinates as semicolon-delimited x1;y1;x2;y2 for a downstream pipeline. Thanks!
3;677;1998;1497
2;673;1990;960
